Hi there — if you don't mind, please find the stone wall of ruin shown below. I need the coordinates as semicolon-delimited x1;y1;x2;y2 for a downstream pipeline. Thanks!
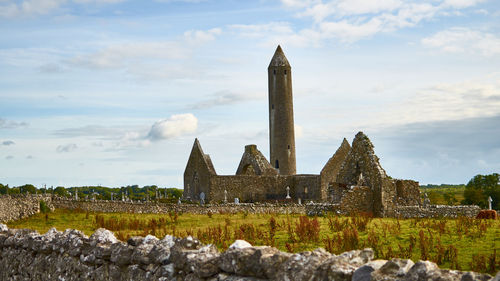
0;224;494;281
339;186;373;215
208;174;321;203
0;194;54;223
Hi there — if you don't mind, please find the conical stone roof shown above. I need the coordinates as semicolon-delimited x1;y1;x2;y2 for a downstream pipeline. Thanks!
268;45;290;67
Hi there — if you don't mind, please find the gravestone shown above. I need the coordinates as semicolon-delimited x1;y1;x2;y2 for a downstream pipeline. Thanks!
285;186;291;199
488;196;493;210
298;198;302;205
224;189;228;203
234;198;240;204
423;193;430;208
177;197;181;205
200;192;205;205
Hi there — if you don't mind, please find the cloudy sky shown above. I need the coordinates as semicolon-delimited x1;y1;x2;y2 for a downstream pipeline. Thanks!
1;0;499;188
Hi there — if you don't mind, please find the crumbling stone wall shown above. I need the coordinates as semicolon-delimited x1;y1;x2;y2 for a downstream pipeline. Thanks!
236;145;277;176
0;224;493;281
321;138;351;201
209;174;321;203
0;194;54;223
339;186;373;215
395;180;421;206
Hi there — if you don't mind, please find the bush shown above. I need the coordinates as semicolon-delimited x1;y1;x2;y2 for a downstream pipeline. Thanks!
39;200;51;213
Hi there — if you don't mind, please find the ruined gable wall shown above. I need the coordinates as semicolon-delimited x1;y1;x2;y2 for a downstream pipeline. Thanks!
336;132;389;216
183;145;215;201
235;145;277;176
320;139;351;201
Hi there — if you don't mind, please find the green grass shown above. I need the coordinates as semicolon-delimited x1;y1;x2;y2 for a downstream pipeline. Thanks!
7;209;500;274
420;185;466;205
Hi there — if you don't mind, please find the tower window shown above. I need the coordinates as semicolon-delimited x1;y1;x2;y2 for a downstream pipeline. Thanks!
275;160;279;169
287;145;290;149
273;69;276;75
284;70;287;74
272;104;274;109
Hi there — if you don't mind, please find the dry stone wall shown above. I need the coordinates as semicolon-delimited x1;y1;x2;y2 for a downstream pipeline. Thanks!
0;195;484;222
0;194;54;223
394;205;482;218
0;224;495;281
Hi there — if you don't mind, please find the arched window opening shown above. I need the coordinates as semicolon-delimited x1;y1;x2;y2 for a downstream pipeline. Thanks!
275;160;279;169
273;69;276;75
272;104;274;109
287;145;290;149
284;70;287;74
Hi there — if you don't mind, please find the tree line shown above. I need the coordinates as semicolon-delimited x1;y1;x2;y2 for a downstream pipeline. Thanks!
0;184;183;202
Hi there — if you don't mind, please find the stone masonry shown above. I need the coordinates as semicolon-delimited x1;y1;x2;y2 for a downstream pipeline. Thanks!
0;224;494;281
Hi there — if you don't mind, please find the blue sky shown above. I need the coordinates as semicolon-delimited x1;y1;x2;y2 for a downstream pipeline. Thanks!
1;0;499;188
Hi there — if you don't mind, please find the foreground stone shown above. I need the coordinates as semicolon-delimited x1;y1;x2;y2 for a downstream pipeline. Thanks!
0;224;495;280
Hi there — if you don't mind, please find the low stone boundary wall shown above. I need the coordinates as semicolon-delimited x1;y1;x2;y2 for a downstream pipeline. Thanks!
51;198;340;216
0;194;54;223
394;205;482;218
0;224;494;281
0;195;485;223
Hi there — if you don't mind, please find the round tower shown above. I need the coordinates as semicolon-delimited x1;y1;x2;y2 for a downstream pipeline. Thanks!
268;45;296;175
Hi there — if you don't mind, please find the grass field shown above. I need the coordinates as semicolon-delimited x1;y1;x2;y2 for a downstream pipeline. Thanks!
7;209;500;274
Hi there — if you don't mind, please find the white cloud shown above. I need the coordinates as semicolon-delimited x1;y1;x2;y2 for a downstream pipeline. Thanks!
442;0;484;9
188;90;264;109
5;155;13;160
56;143;78;153
147;113;198;141
184;28;222;45
368;75;500;129
271;0;484;45
0;0;125;18
422;27;500;57
67;42;189;69
0;118;28;129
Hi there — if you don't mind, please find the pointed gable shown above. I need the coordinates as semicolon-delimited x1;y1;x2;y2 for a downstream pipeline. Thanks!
336;132;387;188
320;138;351;181
185;138;216;175
236;144;277;176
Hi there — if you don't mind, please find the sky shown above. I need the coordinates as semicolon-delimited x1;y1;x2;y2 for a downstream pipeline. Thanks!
0;0;499;189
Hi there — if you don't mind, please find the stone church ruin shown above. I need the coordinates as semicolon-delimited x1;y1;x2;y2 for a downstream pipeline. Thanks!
183;46;421;217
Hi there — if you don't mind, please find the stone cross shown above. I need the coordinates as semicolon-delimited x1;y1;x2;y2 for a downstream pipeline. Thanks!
298;198;302;205
110;192;113;201
177;197;181;205
200;192;205;205
74;189;78;200
285;186;291;199
234;197;239;204
488;196;493;210
224;189;228;203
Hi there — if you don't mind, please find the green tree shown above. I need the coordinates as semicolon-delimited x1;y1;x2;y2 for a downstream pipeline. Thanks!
462;173;500;209
54;186;68;197
0;184;8;195
18;184;37;194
